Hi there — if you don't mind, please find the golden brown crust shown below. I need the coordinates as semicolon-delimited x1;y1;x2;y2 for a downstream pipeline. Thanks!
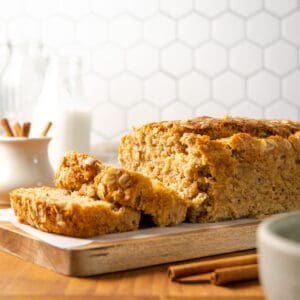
138;116;300;139
55;151;188;226
119;116;300;223
10;187;140;238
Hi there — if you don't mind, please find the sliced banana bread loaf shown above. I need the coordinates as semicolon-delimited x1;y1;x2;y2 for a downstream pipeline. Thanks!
118;116;300;222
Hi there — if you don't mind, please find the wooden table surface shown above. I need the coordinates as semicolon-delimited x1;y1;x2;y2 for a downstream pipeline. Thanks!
0;205;265;300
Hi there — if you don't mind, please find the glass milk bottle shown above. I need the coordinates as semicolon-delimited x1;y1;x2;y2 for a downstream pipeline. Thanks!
31;55;91;170
0;41;46;124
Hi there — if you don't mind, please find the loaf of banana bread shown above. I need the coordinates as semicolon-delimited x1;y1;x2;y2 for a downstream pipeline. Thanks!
55;151;188;226
119;116;300;222
10;187;141;237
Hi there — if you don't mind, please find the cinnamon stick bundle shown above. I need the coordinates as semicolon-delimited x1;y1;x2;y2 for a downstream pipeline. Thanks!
168;253;258;285
1;119;52;138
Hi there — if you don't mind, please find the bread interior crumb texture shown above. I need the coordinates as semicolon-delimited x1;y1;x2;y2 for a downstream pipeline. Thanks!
119;116;300;222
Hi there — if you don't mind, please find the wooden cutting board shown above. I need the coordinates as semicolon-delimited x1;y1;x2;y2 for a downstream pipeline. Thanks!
0;218;259;277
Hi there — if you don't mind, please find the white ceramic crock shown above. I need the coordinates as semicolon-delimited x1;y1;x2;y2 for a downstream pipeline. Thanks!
257;211;300;300
0;137;54;204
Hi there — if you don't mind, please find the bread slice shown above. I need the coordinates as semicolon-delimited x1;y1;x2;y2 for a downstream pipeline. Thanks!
54;151;100;192
118;116;300;223
10;187;140;237
93;164;188;226
55;151;188;226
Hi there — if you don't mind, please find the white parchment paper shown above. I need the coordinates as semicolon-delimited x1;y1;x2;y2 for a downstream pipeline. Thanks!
0;208;93;248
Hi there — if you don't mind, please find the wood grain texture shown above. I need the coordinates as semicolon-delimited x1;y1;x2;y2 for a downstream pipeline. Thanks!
0;218;259;276
0;250;265;299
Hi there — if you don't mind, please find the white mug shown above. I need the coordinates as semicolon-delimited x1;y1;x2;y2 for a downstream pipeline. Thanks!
257;211;300;300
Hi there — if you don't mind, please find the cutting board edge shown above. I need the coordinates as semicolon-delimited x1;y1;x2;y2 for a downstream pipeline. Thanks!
0;220;260;276
67;221;259;276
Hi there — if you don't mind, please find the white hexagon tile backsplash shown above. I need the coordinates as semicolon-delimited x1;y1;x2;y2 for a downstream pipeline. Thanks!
0;0;299;143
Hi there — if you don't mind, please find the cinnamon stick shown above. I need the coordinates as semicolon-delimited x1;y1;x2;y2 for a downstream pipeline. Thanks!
41;121;52;137
22;122;31;137
175;264;258;285
0;118;14;137
13;122;22;137
168;253;257;281
211;264;258;285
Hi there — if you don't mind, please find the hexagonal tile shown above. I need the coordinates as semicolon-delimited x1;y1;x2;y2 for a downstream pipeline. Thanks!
212;12;244;47
92;44;124;78
25;0;57;19
58;0;90;19
230;101;263;118
230;41;262;76
127;43;159;77
110;73;142;108
161;102;193;121
42;16;75;47
93;102;125;137
195;42;227;76
229;0;263;17
195;0;227;18
196;101;227;117
76;15;107;47
59;44;91;74
127;0;159;18
110;14;141;48
283;12;300;47
265;41;298;76
213;71;244;106
161;42;192;77
8;16;40;44
283;70;300;106
265;0;297;17
145;73;176;107
178;13;210;47
265;100;298;120
247;12;280;46
144;14;176;47
90;0;127;18
161;0;193;18
127;103;160;127
82;73;108;106
248;71;280;106
179;72;210;107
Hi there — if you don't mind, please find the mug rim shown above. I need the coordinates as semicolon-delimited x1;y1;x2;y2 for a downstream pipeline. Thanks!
257;211;300;255
0;136;51;142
